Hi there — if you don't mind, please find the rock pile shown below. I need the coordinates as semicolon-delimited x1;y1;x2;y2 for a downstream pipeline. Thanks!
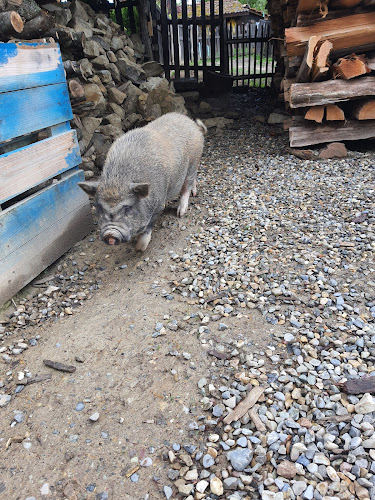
1;0;186;176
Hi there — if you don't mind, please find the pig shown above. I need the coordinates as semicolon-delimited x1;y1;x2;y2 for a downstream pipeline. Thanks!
78;112;207;252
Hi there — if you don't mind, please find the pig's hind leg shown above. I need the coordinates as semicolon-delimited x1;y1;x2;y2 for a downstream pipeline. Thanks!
177;164;198;217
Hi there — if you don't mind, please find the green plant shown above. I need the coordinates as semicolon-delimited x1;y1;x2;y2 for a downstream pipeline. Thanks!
109;7;140;34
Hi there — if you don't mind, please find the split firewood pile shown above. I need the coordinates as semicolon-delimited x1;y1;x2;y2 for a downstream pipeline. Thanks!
269;0;375;149
0;0;186;177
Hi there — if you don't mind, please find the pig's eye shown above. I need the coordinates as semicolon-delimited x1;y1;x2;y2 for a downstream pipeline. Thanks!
123;205;132;215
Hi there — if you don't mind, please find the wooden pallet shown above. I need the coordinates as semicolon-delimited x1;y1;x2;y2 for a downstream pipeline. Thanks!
0;40;94;306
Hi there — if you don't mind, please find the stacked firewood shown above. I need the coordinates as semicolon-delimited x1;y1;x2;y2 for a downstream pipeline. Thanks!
270;0;375;148
0;0;186;176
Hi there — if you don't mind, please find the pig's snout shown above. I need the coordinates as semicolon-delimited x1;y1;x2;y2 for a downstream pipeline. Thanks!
105;235;120;246
101;226;130;245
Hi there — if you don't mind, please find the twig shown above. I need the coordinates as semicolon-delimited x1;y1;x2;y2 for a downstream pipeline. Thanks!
224;386;265;425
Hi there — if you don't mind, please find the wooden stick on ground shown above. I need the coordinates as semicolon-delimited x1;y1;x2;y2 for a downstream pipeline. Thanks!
223;386;264;425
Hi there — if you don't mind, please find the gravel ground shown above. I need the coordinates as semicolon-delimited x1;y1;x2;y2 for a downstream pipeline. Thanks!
1;90;375;500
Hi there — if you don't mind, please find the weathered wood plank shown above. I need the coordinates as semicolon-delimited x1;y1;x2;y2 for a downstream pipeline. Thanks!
285;12;375;58
289;76;375;108
0;170;94;306
0;40;65;92
0;130;80;204
289;120;375;147
0;82;73;142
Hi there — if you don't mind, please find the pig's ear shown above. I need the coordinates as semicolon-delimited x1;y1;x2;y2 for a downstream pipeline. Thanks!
131;183;149;199
78;181;99;197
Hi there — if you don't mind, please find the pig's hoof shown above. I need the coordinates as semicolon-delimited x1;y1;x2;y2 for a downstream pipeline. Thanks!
136;232;152;252
177;200;189;217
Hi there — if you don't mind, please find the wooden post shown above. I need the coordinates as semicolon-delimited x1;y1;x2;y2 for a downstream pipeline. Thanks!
160;0;170;79
182;0;189;77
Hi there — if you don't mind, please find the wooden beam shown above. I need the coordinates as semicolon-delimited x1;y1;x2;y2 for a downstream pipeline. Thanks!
285;12;375;58
296;35;321;82
311;40;332;81
289;120;375;147
289;76;375;108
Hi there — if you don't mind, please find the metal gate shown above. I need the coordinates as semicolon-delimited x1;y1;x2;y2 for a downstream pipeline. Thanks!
152;0;275;88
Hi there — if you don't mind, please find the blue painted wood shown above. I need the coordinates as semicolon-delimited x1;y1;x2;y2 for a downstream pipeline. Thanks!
0;170;87;252
50;121;72;136
0;83;73;142
0;130;82;204
0;170;94;305
0;42;66;93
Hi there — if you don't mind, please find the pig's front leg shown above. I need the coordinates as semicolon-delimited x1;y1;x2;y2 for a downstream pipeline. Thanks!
135;230;152;252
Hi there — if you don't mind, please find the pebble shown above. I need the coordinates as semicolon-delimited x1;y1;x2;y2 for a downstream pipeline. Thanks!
89;412;100;422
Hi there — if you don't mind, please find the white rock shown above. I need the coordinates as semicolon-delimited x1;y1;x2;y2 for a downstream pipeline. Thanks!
196;479;209;493
262;491;284;500
224;396;237;409
210;476;224;496
326;465;340;482
40;483;50;495
0;394;11;407
355;393;375;414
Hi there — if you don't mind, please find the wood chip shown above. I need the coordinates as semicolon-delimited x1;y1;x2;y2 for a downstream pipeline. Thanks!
208;350;229;360
43;360;76;373
320;414;352;423
340;377;375;395
125;466;139;478
223;386;264;425
248;405;266;432
26;373;52;385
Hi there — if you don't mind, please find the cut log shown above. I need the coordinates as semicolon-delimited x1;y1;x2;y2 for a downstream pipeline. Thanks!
332;54;371;80
285;12;375;58
63;60;82;78
289;120;375;147
68;79;85;100
296;35;321;82
0;11;24;39
46;26;85;56
311;40;333;81
353;100;375;120
326;104;345;120
305;105;325;122
289;76;375;108
18;10;54;39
